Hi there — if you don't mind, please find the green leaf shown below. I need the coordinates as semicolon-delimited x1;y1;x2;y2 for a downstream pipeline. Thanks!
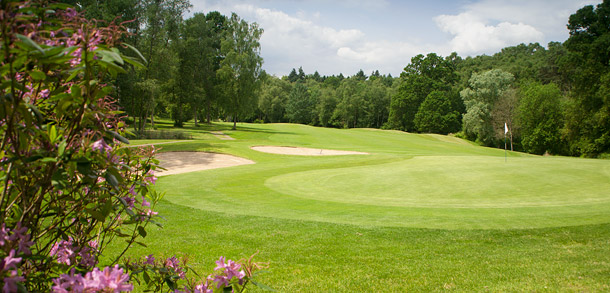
76;160;92;175
40;157;57;163
122;43;147;65
66;67;85;82
122;56;145;68
107;130;130;144
97;49;124;65
105;172;119;188
57;141;67;157
86;208;106;222
137;226;147;238
143;270;151;284
48;124;57;142
30;70;46;80
99;60;127;76
16;34;44;54
251;280;276;291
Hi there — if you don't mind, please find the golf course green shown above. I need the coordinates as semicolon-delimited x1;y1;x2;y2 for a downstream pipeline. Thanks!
119;121;610;291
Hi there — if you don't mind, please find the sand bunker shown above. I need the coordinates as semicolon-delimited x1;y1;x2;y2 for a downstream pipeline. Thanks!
155;152;254;176
251;146;368;156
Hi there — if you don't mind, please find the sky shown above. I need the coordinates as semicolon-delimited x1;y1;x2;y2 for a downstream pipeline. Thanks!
187;0;600;77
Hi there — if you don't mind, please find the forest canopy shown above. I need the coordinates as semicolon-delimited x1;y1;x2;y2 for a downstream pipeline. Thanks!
66;0;610;158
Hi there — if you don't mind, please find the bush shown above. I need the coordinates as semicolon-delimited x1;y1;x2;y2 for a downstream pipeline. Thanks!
0;2;268;291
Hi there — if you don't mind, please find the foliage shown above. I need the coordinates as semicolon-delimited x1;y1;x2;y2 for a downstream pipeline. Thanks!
285;83;314;124
461;69;514;144
0;2;269;291
562;0;610;156
517;82;564;155
414;91;461;134
387;53;460;132
0;2;159;290
217;13;263;130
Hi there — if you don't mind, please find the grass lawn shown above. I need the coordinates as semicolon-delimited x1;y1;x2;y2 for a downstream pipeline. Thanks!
108;121;610;291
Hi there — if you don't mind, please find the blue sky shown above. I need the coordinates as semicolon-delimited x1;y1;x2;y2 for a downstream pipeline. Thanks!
188;0;600;77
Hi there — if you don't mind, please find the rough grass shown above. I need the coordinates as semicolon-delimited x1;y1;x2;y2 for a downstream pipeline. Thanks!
106;121;610;291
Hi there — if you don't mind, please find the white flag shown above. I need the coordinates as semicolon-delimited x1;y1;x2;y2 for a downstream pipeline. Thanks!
504;123;508;134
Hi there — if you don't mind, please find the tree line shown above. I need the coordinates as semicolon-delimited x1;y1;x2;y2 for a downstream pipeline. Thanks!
68;0;610;158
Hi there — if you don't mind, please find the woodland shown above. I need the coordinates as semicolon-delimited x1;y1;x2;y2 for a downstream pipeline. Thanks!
67;0;610;158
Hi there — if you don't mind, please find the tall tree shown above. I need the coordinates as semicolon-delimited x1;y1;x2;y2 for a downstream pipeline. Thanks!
562;0;610;156
414;91;461;134
387;53;459;131
217;13;264;130
518;82;565;155
286;83;313;124
461;69;514;144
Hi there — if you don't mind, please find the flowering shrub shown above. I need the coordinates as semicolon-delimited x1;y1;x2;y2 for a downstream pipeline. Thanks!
0;1;269;292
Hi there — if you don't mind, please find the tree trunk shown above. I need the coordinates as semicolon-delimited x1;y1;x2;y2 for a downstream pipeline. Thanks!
232;113;237;130
194;107;199;127
206;99;211;124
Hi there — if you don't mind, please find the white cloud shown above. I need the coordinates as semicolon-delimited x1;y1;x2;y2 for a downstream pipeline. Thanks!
434;0;601;56
435;12;544;55
224;4;423;76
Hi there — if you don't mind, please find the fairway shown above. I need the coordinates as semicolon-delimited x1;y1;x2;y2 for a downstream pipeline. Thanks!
117;122;610;291
154;123;610;229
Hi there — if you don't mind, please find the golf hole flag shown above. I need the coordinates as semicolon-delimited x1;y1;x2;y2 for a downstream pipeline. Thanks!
504;123;508;134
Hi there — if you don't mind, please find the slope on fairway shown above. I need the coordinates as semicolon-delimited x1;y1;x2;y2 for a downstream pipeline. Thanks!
156;123;610;230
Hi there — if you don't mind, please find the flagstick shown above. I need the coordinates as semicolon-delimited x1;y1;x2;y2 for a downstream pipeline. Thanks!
504;133;507;162
504;122;508;163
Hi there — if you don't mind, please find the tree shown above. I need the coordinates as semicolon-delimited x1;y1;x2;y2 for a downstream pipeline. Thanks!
414;91;461;134
217;13;264;130
518;82;565;155
461;69;514;144
286;83;314;124
362;78;390;128
387;53;459;131
491;88;519;150
259;76;289;122
333;78;365;128
562;0;610;156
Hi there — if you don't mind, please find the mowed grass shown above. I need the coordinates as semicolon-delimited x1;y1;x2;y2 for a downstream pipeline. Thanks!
112;122;610;291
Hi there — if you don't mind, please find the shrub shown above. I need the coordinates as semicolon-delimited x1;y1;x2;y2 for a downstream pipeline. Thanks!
0;1;268;291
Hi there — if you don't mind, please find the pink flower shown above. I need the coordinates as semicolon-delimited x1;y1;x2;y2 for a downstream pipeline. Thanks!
52;269;86;292
65;8;77;19
11;223;34;255
214;257;246;287
194;282;213;293
78;241;99;267
0;223;8;246
143;254;155;265
144;170;157;186
84;265;133;292
122;196;136;208
128;185;136;195
3;270;25;292
141;196;150;207
165;256;179;269
2;250;22;271
92;139;112;153
50;239;76;265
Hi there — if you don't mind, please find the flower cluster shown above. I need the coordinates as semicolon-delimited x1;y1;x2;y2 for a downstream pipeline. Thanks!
212;256;246;289
52;265;133;292
50;238;98;267
0;223;34;292
126;254;268;293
